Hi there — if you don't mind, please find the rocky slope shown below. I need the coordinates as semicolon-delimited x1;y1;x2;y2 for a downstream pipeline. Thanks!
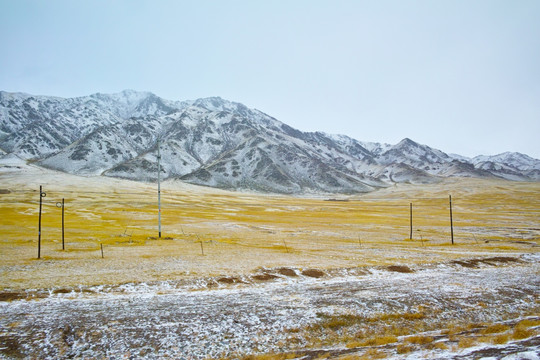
1;90;538;193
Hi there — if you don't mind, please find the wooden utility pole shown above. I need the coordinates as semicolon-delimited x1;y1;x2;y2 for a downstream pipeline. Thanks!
449;195;454;245
157;140;162;238
61;198;65;250
409;203;413;239
56;198;65;250
38;185;46;259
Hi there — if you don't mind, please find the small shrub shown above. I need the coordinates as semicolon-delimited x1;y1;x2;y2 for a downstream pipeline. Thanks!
396;344;414;354
467;322;483;330
480;323;510;334
241;354;297;360
458;337;476;348
477;336;491;344
443;324;467;336
346;341;363;349
517;319;540;328
287;327;300;333
359;348;386;359
402;312;425;320
352;334;398;347
317;314;364;330
491;334;509;345
433;342;448;350
367;311;423;323
358;338;377;346
387;325;410;337
405;335;434;345
511;326;533;340
372;335;398;346
314;353;330;360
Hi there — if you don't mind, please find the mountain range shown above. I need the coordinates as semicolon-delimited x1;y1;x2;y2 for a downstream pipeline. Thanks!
1;90;539;194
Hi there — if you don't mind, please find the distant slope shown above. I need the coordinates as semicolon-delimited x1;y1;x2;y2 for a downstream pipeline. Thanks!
1;90;539;193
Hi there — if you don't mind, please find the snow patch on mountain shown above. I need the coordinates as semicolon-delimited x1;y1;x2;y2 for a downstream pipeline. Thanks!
358;141;392;156
1;90;538;193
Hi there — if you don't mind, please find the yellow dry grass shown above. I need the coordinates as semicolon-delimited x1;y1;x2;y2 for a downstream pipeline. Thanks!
1;168;539;290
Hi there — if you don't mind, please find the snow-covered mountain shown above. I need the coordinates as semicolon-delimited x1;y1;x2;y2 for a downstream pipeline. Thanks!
471;152;540;181
1;90;538;193
0;90;186;160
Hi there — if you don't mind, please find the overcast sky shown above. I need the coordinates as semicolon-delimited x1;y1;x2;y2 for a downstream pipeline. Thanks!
1;0;539;158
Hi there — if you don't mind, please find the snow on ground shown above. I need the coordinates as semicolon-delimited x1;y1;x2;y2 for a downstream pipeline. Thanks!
1;254;538;359
1;158;539;359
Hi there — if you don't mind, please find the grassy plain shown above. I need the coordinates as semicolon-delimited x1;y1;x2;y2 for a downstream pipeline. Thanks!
1;163;540;359
1;162;538;290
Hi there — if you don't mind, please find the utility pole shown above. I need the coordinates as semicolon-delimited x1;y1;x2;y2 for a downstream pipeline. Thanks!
61;198;65;250
449;195;454;245
38;185;46;259
157;140;162;238
56;198;65;250
409;203;413;239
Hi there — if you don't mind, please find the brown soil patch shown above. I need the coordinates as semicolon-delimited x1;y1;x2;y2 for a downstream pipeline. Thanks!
53;288;72;294
0;335;21;358
217;277;236;284
0;291;47;302
0;292;26;302
217;276;245;284
277;267;298;277
452;256;521;268
386;265;414;273
252;273;279;281
301;269;325;278
485;256;521;264
453;260;480;268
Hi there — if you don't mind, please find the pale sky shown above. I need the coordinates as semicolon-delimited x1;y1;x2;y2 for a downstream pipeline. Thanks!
1;0;539;158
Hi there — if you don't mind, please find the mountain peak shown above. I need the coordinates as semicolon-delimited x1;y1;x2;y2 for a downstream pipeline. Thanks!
92;89;154;101
473;152;540;171
120;89;148;95
396;138;419;147
2;90;539;193
193;96;231;109
190;96;253;118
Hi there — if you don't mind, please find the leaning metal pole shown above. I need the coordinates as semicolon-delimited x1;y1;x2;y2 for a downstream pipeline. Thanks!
157;140;162;238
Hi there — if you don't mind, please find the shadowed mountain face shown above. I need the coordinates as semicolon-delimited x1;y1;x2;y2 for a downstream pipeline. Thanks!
1;90;538;194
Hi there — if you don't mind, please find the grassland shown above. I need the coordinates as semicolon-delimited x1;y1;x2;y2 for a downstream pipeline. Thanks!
0;163;539;359
1;162;538;290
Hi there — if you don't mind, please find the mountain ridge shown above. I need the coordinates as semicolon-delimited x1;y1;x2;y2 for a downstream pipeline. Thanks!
1;90;538;194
